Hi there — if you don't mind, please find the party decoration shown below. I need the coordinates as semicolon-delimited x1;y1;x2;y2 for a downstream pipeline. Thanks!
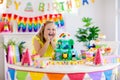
47;73;65;80
28;24;33;32
34;17;38;24
24;2;33;12
7;64;119;80
5;0;95;14
21;48;32;66
1;13;64;33
66;0;72;12
38;2;45;12
8;45;14;64
1;40;24;63
14;0;21;10
82;0;89;5
33;24;39;32
104;70;112;80
91;0;95;3
8;68;15;80
18;16;23;24
2;13;7;18
88;72;102;80
7;13;12;22
13;14;18;20
21;23;26;32
29;72;44;80
68;73;85;80
16;71;28;80
94;49;104;65
15;45;20;62
74;0;81;8
6;0;12;8
3;23;9;32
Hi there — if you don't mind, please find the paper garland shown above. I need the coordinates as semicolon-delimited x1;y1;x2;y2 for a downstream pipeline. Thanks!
6;0;95;13
68;73;85;80
8;67;117;80
16;70;28;80
1;13;64;33
8;68;15;80
88;72;102;80
47;73;65;80
104;69;112;80
29;72;44;80
83;0;89;5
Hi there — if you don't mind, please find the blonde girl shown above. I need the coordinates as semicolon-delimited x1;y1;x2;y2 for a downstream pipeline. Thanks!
32;21;57;57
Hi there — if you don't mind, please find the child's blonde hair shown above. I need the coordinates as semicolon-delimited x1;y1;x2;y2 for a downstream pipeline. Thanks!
36;21;55;43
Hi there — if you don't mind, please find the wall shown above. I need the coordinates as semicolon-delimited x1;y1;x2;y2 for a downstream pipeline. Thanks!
104;0;116;41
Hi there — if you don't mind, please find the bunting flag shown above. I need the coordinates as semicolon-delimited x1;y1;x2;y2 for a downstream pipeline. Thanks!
7;67;117;80
2;13;7;19
68;73;85;80
13;14;18;20
74;0;81;8
8;68;15;80
29;72;44;80
104;69;112;80
91;0;95;3
82;0;89;5
47;73;65;80
5;0;95;13
88;71;102;80
7;13;12;22
16;70;28;80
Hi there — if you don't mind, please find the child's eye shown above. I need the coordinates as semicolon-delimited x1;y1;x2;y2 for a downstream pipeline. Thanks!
47;28;50;30
52;29;55;31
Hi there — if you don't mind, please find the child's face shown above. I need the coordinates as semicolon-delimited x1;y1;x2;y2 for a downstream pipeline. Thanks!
44;23;56;40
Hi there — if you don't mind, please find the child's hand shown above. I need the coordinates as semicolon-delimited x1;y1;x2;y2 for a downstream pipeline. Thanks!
44;34;51;43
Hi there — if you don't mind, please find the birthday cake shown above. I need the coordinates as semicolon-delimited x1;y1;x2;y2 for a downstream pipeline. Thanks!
53;33;80;61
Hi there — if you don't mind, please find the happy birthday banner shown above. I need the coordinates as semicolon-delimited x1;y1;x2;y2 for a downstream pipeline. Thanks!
6;0;95;14
8;67;117;80
1;13;64;32
37;0;95;13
